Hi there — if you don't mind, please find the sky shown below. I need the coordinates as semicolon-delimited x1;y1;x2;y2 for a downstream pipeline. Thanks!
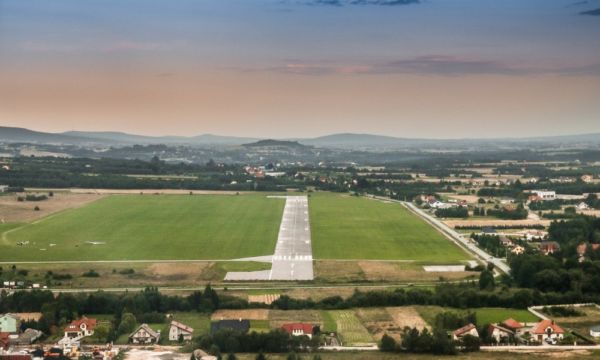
1;0;600;139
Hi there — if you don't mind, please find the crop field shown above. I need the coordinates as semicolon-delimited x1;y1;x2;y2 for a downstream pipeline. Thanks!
326;310;375;346
415;306;539;327
0;194;285;261
309;193;469;261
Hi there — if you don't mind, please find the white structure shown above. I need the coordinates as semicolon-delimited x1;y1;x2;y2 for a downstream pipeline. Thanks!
452;323;479;340
0;185;8;193
487;324;514;343
168;321;193;341
129;323;160;344
531;190;556;200
590;325;600;338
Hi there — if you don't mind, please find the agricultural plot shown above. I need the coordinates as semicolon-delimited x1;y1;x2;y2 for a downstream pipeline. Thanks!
326;310;375;346
415;306;539;327
0;194;285;261
309;194;469;262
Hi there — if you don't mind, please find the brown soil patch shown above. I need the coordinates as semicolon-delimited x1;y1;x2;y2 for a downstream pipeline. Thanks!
314;261;366;282
282;287;356;301
355;307;429;342
211;309;270;321
386;307;429;331
0;192;104;222
148;262;213;277
248;294;281;304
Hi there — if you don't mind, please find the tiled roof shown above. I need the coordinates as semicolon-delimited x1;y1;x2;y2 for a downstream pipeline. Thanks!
452;323;477;337
532;320;564;335
170;320;193;334
501;318;524;329
281;323;313;335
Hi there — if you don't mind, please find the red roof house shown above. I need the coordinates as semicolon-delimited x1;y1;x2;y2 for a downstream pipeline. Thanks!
501;318;524;331
281;323;314;338
531;320;564;342
64;316;97;339
451;323;479;340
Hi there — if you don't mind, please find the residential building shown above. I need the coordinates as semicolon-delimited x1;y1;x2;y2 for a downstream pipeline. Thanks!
531;320;564;343
581;175;593;183
0;185;8;193
530;190;556;201
281;323;314;338
0;315;19;334
590;325;600;338
511;245;525;255
576;243;600;262
168;321;193;341
487;324;514;343
129;324;161;344
540;241;560;255
451;323;479;340
64;317;96;339
501;318;525;335
577;202;590;211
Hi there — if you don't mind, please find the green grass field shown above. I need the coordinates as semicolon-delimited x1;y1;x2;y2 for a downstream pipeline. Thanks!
0;194;285;261
309;194;469;261
416;306;539;327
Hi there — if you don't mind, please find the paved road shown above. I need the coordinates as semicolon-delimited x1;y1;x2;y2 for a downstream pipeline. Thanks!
225;195;314;281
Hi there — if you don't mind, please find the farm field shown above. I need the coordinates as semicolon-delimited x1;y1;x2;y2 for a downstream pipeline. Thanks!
309;193;470;261
232;351;600;360
415;306;539;327
326;310;375;346
0;194;285;261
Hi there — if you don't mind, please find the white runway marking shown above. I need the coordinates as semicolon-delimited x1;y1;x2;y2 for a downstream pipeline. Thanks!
225;195;314;281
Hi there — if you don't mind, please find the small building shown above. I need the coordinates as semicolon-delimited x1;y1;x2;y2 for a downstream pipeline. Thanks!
511;245;525;255
577;202;590;211
168;321;193;342
451;323;479;340
64;316;96;339
540;241;560;255
530;190;556;201
590;325;600;338
10;329;42;345
499;236;513;247
501;318;525;334
0;315;19;334
281;323;314;339
0;185;8;193
577;243;600;262
487;324;514;343
581;175;593;183
531;320;564;343
210;320;250;334
129;324;161;344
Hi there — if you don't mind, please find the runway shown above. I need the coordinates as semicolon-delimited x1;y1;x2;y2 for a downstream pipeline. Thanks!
224;195;314;281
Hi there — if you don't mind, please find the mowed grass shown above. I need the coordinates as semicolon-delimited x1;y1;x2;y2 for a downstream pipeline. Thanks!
416;306;539;327
0;194;285;261
309;194;468;261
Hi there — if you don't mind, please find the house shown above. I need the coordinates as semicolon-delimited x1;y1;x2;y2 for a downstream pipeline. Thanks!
10;329;42;345
511;245;525;255
576;243;600;262
590;325;600;338
0;332;8;351
581;175;594;183
501;318;524;332
0;315;19;334
210;320;250;334
64;316;96;338
487;324;514;343
451;323;479;340
168;321;193;341
129;324;161;344
540;241;560;255
531;320;564;343
281;323;314;339
577;202;590;211
530;190;556;201
499;236;513;247
0;185;8;193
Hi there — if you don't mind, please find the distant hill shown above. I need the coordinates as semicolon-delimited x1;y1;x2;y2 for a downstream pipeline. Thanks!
243;139;308;148
2;126;600;150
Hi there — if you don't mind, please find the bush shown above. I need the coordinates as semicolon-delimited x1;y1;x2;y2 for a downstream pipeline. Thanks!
82;269;100;278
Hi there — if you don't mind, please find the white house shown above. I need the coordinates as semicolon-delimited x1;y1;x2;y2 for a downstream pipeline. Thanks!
64;316;97;339
531;320;564;343
487;324;514;343
129;323;161;344
590;325;600;338
531;190;556;201
281;323;314;339
0;185;8;193
452;323;479;340
168;321;193;341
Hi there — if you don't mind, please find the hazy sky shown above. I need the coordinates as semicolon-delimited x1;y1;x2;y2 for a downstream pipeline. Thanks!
1;0;600;138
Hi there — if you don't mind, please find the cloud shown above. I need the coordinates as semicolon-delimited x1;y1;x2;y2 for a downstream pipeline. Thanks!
242;55;600;77
298;0;419;6
580;7;600;15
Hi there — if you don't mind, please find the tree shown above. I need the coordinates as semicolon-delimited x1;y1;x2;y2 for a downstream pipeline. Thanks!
380;334;397;352
478;269;495;290
460;334;480;352
226;353;237;360
117;312;137;335
255;352;267;360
